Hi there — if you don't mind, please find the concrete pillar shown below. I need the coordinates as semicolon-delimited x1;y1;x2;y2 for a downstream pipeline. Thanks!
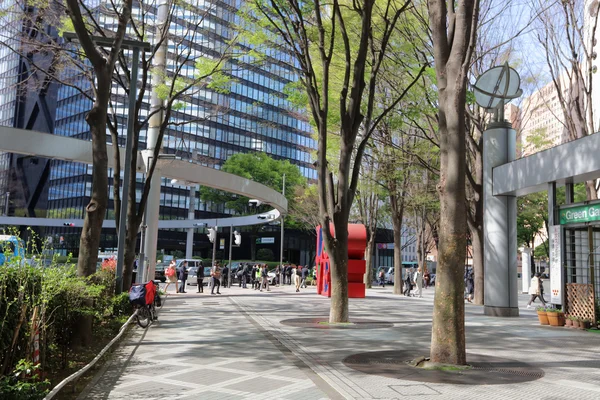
483;122;519;317
521;248;532;294
144;163;161;280
185;185;196;259
142;0;169;281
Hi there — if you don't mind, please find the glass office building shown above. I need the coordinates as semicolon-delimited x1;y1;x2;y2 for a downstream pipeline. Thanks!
47;0;317;255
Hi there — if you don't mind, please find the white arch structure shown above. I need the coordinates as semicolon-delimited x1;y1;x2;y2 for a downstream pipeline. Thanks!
0;126;287;228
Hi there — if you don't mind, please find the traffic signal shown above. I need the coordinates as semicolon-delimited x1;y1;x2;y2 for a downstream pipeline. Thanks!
234;231;241;246
207;227;217;243
63;222;75;227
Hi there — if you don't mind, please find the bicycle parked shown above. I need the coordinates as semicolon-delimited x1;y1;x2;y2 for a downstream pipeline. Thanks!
129;280;163;328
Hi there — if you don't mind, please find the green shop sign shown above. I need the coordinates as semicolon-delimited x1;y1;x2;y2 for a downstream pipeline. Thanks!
559;204;600;224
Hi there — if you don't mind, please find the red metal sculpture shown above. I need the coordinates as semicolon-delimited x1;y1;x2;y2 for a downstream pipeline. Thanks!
315;224;366;298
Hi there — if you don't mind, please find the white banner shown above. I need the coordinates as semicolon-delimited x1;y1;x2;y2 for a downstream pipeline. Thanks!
549;225;563;305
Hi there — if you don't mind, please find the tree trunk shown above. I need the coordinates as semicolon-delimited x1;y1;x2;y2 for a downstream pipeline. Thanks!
329;235;349;323
470;220;484;305
122;138;142;289
390;191;404;295
122;214;141;289
392;220;403;295
76;105;109;278
586;180;598;200
430;86;468;365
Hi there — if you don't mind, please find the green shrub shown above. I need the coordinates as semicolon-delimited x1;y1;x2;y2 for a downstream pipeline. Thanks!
0;230;130;388
110;293;133;317
0;360;50;400
256;248;274;261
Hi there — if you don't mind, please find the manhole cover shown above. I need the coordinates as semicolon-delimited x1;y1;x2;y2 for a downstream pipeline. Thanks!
280;317;393;329
343;350;544;385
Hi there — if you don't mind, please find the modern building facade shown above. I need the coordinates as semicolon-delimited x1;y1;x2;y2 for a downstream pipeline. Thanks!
1;0;318;263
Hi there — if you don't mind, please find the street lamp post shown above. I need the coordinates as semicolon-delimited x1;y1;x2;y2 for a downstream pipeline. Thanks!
211;226;218;269
63;33;151;294
228;225;233;288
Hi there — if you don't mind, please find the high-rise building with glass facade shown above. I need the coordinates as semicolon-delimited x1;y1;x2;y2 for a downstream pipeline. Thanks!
46;0;316;257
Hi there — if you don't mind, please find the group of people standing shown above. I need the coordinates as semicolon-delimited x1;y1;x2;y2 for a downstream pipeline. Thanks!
235;263;271;292
162;259;313;295
275;264;310;291
164;259;223;296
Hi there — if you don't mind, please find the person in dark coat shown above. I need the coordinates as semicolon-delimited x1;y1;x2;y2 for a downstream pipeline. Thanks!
241;263;249;288
300;265;309;288
403;269;413;296
178;261;188;293
285;264;292;285
222;264;229;288
251;265;258;289
196;261;205;293
465;268;474;303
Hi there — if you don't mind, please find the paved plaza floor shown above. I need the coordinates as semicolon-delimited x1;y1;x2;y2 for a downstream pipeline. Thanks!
79;281;600;400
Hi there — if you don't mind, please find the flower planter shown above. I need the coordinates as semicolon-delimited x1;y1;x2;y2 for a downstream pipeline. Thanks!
582;321;591;330
565;318;573;327
537;310;549;325
547;312;564;326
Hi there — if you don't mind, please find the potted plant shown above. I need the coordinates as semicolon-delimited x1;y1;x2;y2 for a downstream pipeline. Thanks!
565;315;573;327
546;308;565;326
536;306;549;325
582;319;591;330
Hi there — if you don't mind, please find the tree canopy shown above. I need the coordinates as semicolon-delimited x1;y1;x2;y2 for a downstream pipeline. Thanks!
200;152;306;221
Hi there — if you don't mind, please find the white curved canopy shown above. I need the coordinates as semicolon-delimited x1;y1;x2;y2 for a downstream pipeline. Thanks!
0;127;287;228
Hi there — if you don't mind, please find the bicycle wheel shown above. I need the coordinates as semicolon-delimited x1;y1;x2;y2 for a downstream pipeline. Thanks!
136;305;151;328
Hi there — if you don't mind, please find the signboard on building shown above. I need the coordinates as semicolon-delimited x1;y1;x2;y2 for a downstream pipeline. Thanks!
256;237;275;244
219;238;225;249
549;225;563;305
377;243;394;250
559;203;600;224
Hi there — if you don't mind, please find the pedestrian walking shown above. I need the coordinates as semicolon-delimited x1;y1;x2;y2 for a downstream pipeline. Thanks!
164;260;178;293
526;273;547;308
414;267;423;298
293;265;301;292
275;264;281;286
423;270;430;289
196;261;205;293
300;265;309;288
465;268;474;302
211;262;222;295
178;261;188;293
261;264;270;292
403;269;413;296
285;264;292;285
222;264;229;288
378;269;386;287
251;264;258;290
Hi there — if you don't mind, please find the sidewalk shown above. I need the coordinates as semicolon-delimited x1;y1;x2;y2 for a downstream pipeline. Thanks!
80;282;600;400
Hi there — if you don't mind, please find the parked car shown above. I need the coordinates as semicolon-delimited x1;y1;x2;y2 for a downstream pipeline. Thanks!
385;267;394;284
175;259;205;286
187;266;213;287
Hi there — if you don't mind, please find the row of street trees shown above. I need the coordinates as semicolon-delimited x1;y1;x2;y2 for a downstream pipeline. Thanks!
3;0;595;367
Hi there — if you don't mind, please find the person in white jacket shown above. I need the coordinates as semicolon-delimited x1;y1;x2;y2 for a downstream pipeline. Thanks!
526;273;547;308
414;267;424;298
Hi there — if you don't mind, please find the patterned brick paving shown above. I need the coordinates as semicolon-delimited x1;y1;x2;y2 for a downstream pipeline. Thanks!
80;282;600;400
